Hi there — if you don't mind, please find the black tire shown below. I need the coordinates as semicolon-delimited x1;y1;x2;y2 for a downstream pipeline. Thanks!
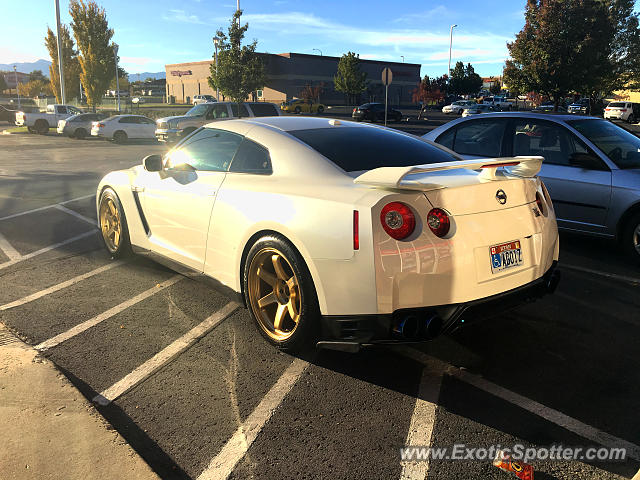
243;234;320;352
622;212;640;263
294;106;301;114
35;120;49;134
113;130;128;144
628;115;636;124
98;188;132;259
316;105;324;114
74;128;87;139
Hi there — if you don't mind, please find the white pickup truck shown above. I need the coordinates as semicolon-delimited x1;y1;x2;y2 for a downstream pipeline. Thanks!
15;104;84;134
482;95;512;111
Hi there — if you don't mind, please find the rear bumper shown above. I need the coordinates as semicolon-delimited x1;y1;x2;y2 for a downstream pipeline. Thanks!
317;261;560;351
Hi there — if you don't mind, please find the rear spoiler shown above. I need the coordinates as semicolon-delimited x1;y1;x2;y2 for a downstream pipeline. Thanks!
353;156;543;190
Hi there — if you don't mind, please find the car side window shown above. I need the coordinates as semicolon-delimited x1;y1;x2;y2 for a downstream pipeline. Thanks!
167;128;242;172
229;139;272;174
230;103;250;117
139;117;155;124
248;103;278;117
119;117;134;123
57;106;68;114
206;105;229;120
436;128;455;150
453;119;507;157
512;121;573;166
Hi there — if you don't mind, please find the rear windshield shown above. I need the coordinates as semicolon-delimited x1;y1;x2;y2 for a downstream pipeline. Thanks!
288;127;458;172
608;102;625;107
249;103;278;117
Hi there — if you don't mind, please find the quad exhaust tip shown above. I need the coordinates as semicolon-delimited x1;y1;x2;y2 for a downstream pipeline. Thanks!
393;313;442;340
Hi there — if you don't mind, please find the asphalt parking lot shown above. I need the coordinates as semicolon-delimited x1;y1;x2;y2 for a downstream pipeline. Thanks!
1;126;639;480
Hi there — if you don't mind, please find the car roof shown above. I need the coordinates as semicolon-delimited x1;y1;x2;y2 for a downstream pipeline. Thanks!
207;116;383;133
423;111;604;139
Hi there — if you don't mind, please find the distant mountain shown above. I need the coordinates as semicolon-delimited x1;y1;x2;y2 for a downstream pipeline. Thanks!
128;71;166;81
0;59;165;80
0;59;52;74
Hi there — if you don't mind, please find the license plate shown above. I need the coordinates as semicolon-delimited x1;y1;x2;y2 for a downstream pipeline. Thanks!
490;240;523;273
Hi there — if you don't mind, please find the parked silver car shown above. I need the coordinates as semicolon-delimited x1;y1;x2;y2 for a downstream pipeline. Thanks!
423;113;640;260
57;112;108;139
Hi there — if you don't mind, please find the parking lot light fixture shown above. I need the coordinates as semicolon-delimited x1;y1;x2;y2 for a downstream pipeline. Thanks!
448;24;458;77
401;55;405;63
312;48;322;56
113;44;120;112
13;66;21;109
213;37;220;101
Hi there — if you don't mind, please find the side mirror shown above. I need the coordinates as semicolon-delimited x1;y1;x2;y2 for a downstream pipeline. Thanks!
568;152;603;170
143;154;163;172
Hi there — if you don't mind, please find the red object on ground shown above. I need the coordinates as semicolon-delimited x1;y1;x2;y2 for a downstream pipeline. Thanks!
493;450;534;480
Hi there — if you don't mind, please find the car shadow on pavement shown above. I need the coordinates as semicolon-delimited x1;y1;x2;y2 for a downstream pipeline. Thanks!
57;366;191;480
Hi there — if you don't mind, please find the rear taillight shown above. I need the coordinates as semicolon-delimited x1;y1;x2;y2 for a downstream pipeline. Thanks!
427;208;450;238
380;202;415;240
621;109;627;112
353;210;359;250
353;108;357;113
535;192;546;216
97;123;105;127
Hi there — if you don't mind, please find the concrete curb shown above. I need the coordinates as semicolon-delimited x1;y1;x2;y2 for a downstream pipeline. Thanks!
0;323;160;480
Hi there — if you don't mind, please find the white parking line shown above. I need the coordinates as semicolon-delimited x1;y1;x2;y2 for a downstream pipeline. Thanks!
0;231;96;270
0;194;95;222
35;275;182;352
196;358;309;480
0;260;125;311
93;302;239;406
400;356;443;480
561;264;640;285
399;349;640;462
0;232;21;261
54;204;98;227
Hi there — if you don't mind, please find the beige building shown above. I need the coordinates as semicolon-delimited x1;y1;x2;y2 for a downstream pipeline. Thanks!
165;52;421;106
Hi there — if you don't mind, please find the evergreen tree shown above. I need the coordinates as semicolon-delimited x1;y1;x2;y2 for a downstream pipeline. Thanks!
208;10;266;114
333;52;367;105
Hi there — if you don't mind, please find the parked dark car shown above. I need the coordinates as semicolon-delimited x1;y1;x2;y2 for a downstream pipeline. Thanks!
352;103;402;122
567;98;590;114
532;104;568;113
423;112;640;261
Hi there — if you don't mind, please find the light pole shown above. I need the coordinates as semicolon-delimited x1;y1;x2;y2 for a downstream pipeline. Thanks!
237;0;240;25
113;44;121;112
448;24;457;77
213;36;220;101
54;0;66;104
312;48;322;56
13;66;21;108
401;55;405;63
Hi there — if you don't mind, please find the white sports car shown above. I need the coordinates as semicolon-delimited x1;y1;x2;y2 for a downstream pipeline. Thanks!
96;117;560;352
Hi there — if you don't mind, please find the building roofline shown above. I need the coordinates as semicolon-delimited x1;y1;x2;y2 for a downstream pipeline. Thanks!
166;52;421;68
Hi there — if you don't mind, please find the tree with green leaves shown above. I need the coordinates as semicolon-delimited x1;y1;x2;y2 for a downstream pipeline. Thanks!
489;78;501;95
504;0;640;110
45;25;81;103
208;10;265;114
449;61;483;96
334;52;367;105
69;0;116;110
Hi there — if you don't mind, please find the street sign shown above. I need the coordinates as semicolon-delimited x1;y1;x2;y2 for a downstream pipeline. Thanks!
381;67;393;86
382;68;393;126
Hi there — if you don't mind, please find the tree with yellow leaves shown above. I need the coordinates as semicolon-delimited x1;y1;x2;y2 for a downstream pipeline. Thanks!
69;0;116;110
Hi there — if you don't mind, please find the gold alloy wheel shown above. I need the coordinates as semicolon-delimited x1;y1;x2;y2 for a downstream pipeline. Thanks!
248;248;301;341
99;196;122;253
